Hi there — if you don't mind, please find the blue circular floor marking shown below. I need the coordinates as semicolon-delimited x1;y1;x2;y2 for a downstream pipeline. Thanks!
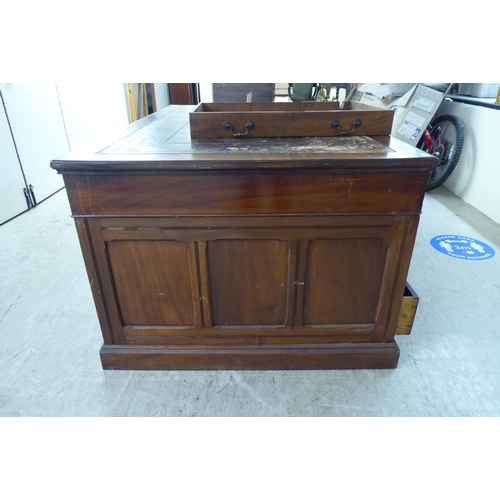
430;235;495;260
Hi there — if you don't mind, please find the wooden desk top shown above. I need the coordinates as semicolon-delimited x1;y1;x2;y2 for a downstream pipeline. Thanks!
51;105;437;173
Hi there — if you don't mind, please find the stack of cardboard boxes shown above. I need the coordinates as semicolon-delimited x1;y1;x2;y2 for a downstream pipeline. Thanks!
351;83;448;146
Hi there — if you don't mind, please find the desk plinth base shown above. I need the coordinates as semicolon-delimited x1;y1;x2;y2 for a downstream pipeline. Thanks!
100;342;400;370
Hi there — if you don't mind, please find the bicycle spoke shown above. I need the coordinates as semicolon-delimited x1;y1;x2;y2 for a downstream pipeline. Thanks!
417;114;465;191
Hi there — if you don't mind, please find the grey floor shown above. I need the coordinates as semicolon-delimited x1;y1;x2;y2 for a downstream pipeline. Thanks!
1;186;499;417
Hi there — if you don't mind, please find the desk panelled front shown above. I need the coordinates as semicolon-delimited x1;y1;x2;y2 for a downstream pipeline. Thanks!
51;105;436;370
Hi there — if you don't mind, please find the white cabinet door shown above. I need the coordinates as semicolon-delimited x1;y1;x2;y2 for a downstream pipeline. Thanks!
0;83;69;204
0;92;29;224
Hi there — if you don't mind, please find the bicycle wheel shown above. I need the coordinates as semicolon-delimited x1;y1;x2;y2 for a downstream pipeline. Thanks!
417;114;465;191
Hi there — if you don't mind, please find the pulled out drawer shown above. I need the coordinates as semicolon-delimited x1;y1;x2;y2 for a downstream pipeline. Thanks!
396;283;419;335
189;101;394;139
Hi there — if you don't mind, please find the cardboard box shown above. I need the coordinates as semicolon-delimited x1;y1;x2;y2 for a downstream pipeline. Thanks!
350;83;398;109
390;84;446;145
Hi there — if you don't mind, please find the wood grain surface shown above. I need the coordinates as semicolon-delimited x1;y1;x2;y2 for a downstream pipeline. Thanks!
51;104;437;369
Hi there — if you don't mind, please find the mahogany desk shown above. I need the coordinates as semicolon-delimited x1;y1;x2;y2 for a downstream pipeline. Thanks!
51;105;436;370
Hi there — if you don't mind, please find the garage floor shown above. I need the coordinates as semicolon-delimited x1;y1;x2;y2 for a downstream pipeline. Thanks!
1;186;499;417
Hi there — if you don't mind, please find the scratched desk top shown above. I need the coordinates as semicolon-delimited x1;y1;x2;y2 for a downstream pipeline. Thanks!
51;105;438;172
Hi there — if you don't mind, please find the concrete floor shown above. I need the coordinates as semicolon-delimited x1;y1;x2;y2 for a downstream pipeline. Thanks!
1;186;499;417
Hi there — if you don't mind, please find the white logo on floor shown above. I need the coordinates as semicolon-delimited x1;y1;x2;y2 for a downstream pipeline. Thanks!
430;235;495;260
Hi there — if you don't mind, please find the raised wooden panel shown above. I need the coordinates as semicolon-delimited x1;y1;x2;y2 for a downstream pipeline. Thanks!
303;238;388;325
107;240;198;327
207;239;290;326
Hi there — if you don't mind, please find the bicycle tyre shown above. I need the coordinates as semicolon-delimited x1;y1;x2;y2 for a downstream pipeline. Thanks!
417;114;465;191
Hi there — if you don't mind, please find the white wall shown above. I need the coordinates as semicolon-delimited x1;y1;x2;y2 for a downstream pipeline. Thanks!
199;83;213;102
0;83;68;205
436;99;500;225
154;83;170;109
56;83;129;150
0;83;131;223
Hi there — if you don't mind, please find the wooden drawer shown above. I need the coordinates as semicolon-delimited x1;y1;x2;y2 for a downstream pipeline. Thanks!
63;170;428;217
189;101;394;139
396;283;419;335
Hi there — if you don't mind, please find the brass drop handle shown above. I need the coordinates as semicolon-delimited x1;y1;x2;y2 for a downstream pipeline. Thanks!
222;120;255;137
330;118;362;134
